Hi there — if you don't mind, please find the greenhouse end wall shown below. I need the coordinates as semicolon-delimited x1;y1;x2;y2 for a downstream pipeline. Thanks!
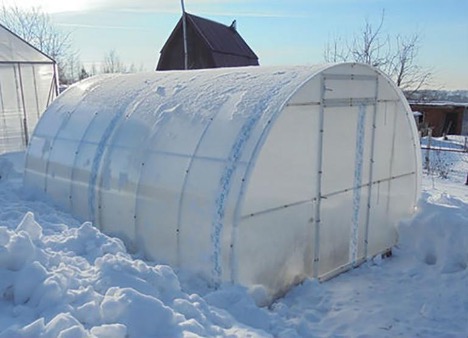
0;24;58;154
0;62;57;154
24;64;421;301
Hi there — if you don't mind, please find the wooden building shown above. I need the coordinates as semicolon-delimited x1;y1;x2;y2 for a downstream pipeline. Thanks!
156;13;259;70
410;102;468;137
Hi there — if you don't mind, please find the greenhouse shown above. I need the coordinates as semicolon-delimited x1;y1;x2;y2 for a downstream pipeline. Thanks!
0;24;58;154
24;63;421;300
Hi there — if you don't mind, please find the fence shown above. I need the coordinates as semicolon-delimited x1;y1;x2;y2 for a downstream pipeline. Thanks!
420;130;468;185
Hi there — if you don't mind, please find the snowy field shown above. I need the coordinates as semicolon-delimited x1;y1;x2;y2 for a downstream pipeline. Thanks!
0;136;467;337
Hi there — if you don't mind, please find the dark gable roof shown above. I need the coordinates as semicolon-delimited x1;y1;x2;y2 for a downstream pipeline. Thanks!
185;13;258;61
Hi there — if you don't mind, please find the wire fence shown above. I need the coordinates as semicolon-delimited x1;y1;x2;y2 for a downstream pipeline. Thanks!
420;133;468;185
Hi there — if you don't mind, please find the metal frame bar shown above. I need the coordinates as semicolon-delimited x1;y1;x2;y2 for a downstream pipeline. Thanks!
363;77;379;258
323;97;376;108
322;73;378;81
31;64;41;119
17;63;29;146
312;74;326;278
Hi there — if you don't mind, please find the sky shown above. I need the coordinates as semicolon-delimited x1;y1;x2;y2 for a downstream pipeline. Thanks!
3;0;468;89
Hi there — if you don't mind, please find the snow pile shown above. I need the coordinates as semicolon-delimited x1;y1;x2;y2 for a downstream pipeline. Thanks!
0;137;468;337
0;214;267;337
400;191;468;274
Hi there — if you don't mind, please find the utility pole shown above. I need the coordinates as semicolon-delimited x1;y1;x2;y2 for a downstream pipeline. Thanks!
181;0;188;70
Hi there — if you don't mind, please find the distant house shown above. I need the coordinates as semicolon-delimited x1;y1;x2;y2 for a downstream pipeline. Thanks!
0;23;58;154
156;13;259;70
410;102;468;137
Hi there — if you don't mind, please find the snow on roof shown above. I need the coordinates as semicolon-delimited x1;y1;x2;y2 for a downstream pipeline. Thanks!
409;101;468;107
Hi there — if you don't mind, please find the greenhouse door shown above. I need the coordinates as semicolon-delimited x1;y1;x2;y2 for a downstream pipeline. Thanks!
314;73;378;279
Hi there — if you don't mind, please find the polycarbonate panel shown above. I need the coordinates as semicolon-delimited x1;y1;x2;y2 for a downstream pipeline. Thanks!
96;114;155;245
0;65;20;110
286;74;322;106
32;91;80;139
23;135;48;186
45;139;77;206
236;203;314;296
391;102;420;177
318;190;354;276
323;77;376;100
70;142;99;219
365;180;395;257
0;64;24;153
195;112;246;160
135;152;188;264
372;101;398;182
34;64;55;111
144;109;209;156
18;64;39;134
98;145;140;247
243;105;318;216
367;174;415;256
356;187;371;260
321;106;361;195
180;158;245;278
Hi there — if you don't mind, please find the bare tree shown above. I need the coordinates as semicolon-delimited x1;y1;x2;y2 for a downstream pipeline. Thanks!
324;11;432;92
102;49;126;73
0;5;77;84
324;35;349;63
388;34;433;94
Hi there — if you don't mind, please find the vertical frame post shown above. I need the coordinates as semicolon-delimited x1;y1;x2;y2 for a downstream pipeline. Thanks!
363;77;379;258
181;0;189;70
312;74;326;278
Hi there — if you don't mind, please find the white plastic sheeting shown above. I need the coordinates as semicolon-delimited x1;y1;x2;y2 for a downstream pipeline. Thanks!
0;24;57;154
24;63;421;299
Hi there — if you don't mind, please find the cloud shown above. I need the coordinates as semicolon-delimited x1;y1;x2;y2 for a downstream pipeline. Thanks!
5;0;310;19
56;22;146;30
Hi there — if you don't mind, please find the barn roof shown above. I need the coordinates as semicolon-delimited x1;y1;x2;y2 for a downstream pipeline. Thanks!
160;13;259;67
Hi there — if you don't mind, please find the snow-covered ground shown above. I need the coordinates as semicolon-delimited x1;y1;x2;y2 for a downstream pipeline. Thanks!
0;136;467;337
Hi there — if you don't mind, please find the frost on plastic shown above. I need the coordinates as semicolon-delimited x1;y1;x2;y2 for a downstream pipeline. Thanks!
24;64;421;300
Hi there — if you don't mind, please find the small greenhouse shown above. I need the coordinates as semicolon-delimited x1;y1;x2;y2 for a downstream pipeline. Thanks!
0;23;58;154
24;63;421;300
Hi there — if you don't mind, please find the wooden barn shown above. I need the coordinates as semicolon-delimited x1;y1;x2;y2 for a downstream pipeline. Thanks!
156;13;259;70
410;102;468;137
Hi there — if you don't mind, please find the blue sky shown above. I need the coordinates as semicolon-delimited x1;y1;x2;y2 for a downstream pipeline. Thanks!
5;0;468;89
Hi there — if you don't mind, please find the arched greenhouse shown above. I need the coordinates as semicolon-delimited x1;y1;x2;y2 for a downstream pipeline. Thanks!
24;63;421;300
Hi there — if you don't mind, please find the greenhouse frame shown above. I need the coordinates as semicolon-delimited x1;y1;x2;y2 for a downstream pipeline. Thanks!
24;63;422;301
